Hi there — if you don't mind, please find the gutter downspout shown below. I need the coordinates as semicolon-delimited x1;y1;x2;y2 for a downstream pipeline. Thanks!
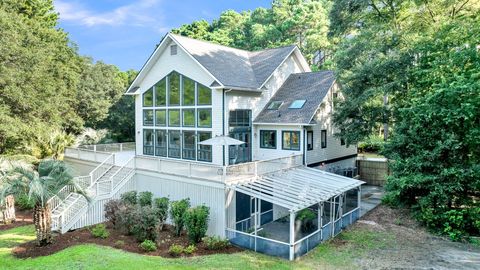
303;127;307;166
222;89;225;166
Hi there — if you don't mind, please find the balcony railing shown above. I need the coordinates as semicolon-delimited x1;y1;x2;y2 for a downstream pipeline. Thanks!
78;142;135;153
65;145;304;183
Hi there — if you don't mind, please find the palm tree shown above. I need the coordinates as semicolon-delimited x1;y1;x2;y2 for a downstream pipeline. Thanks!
0;158;32;224
0;159;88;246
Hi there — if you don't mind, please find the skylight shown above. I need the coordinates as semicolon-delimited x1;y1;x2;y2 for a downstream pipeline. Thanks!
267;101;283;110
289;100;306;109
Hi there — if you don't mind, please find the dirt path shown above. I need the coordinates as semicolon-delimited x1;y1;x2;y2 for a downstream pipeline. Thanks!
353;206;480;270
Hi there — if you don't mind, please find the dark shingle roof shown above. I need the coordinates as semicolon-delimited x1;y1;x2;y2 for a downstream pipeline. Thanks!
170;34;296;90
254;71;335;124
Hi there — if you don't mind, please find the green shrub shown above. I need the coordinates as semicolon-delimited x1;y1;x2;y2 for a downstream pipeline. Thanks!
202;236;230;250
120;191;137;205
358;135;385;153
139;239;157;252
104;199;122;227
117;204;140;235
184;244;196;254
170;198;190;236
168;244;184;257
185;205;210;243
154;197;169;230
138;191;153;207
296;209;316;233
131;206;159;242
15;194;34;210
90;224;109;239
114;240;125;248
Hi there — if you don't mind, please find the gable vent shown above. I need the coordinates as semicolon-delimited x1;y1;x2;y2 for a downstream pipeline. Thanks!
170;45;178;55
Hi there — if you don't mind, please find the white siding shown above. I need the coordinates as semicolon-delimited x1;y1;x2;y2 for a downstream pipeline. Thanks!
254;125;304;161
306;84;357;165
135;170;226;237
225;54;306;162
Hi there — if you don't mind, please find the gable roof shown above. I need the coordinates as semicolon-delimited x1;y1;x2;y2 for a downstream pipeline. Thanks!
253;71;335;125
170;34;298;90
126;33;307;94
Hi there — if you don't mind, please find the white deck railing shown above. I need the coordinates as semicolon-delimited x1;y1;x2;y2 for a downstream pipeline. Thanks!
225;154;304;181
65;146;304;183
65;148;113;162
78;142;135;152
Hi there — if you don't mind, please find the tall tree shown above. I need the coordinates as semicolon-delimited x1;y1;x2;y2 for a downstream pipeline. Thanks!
0;3;82;153
172;0;331;65
330;0;480;143
98;70;137;142
76;58;126;128
383;16;480;239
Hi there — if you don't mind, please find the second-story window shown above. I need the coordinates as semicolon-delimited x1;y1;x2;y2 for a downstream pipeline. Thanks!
321;129;327;148
260;130;276;149
282;131;300;150
168;109;180;127
155;110;166;126
197;84;211;105
143;110;154;126
182;109;195;127
143;87;153;107
198;108;212;127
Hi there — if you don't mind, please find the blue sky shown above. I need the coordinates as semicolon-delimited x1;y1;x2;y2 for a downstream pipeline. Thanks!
54;0;272;71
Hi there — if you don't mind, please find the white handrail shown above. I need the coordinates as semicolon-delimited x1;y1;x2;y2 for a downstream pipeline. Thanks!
89;153;115;185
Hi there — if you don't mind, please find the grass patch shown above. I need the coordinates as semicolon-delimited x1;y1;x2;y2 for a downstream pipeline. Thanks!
302;226;396;269
0;224;396;269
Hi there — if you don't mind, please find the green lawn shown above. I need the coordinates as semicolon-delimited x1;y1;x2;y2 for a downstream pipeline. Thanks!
0;225;395;270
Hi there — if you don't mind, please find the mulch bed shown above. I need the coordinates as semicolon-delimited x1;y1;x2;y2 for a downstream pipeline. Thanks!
0;208;33;231
12;223;241;259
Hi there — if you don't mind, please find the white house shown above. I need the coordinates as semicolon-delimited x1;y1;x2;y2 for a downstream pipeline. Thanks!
58;33;363;260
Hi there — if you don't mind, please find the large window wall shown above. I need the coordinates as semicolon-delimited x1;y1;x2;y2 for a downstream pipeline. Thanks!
142;71;213;162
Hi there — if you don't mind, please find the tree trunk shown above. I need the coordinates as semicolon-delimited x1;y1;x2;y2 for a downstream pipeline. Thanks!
383;94;389;141
1;195;15;224
33;204;52;246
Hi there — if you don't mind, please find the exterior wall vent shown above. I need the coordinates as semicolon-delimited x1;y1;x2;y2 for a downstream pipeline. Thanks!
170;45;178;55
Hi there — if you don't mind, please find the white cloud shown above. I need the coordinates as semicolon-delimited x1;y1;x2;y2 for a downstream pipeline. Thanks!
55;0;163;27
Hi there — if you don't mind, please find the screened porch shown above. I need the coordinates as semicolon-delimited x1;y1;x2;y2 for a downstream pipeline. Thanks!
225;167;364;260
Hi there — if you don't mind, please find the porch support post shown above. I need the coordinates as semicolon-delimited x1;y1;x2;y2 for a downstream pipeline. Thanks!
254;197;258;251
289;211;295;260
358;186;362;216
318;202;322;240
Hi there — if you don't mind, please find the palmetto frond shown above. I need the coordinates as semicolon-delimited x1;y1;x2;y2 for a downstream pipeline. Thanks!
1;159;89;207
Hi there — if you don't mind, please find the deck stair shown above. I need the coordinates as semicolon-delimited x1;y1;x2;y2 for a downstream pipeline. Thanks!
49;154;135;233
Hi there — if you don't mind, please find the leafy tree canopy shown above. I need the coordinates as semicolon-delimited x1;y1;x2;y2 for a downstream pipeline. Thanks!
173;0;331;65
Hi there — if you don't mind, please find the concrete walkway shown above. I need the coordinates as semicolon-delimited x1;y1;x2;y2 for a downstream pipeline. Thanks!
360;185;384;217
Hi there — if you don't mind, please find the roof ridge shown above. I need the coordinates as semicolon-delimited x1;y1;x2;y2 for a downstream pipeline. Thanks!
291;70;334;75
249;44;297;55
